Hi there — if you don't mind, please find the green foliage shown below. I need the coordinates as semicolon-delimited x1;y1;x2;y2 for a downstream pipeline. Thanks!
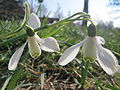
0;12;120;89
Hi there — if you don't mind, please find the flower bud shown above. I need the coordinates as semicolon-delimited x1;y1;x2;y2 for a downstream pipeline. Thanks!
88;24;96;37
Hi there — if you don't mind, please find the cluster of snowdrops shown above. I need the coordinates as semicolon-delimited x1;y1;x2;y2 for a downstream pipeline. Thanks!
8;2;120;76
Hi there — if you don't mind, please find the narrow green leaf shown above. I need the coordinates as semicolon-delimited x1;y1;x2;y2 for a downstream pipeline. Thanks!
40;72;45;89
1;76;12;90
7;52;29;90
80;60;90;89
104;83;120;90
0;34;26;47
43;25;65;38
36;3;41;15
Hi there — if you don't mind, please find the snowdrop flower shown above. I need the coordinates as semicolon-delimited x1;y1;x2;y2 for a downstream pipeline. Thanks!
58;24;120;75
8;13;60;70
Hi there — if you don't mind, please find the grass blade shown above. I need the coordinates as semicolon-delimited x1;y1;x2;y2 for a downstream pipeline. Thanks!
1;76;12;90
80;60;90;89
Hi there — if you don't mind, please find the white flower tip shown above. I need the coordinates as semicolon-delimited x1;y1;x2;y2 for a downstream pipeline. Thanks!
58;53;69;66
58;60;67;66
8;61;18;70
54;46;60;52
116;65;120;74
30;52;41;58
110;65;120;75
8;65;16;71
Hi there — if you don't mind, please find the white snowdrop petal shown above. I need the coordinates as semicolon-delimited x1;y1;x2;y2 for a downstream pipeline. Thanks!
82;37;97;60
28;13;41;29
58;40;85;66
38;37;60;52
116;65;120;73
8;42;27;70
96;36;105;45
97;45;119;75
28;36;41;58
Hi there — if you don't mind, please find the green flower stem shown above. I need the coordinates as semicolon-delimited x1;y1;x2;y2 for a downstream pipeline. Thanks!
68;18;93;24
0;2;30;39
50;12;90;28
0;12;90;47
80;60;90;89
0;12;89;40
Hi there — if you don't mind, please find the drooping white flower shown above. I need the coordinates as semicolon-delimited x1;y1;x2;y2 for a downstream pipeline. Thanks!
8;13;60;70
58;34;120;75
